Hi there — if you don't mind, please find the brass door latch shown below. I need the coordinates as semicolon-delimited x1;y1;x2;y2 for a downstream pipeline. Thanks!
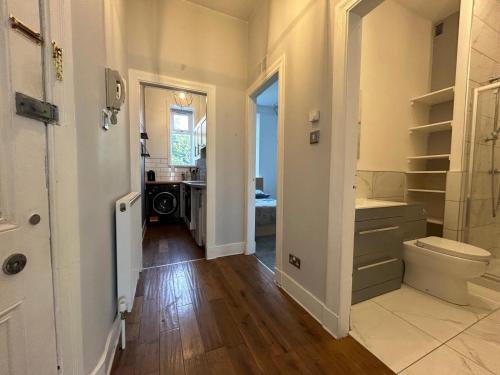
52;41;63;81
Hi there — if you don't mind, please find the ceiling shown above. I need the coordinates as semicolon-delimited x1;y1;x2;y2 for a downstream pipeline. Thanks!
257;81;278;106
184;0;259;21
395;0;460;22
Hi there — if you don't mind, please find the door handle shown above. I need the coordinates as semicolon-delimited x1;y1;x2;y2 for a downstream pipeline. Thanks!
358;226;399;235
3;253;28;275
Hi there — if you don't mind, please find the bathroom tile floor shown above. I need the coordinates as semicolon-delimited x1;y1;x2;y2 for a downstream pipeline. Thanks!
350;284;500;374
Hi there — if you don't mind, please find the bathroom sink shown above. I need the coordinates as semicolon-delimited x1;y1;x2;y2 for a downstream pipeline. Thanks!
355;198;407;209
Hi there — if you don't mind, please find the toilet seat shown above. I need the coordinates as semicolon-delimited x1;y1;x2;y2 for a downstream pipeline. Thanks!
416;236;491;261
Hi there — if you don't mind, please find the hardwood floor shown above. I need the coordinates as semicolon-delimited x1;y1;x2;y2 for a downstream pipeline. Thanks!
143;224;205;268
111;255;393;374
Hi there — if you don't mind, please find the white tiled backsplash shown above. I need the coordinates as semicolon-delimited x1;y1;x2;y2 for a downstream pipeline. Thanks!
145;158;192;181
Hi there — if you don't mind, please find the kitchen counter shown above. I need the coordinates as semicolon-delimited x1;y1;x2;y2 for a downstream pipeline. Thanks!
182;181;206;188
145;180;183;185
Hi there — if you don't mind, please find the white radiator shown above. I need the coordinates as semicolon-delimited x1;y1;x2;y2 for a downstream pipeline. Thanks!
116;192;142;313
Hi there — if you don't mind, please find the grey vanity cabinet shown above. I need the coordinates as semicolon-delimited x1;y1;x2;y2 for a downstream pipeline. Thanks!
352;207;405;304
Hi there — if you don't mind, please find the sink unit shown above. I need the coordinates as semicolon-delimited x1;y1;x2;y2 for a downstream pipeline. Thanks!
352;200;426;304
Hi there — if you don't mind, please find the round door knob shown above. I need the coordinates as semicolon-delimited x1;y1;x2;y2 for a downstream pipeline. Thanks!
29;214;41;225
3;253;27;275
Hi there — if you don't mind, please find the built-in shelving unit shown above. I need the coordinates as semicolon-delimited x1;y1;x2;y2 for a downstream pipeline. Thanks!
410;86;454;106
407;154;450;161
408;85;454;234
405;170;448;174
407;188;446;194
427;217;444;225
409;120;452;134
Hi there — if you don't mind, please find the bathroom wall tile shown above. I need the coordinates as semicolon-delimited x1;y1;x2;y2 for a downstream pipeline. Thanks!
372;171;406;199
473;144;492;173
444;200;465;230
470;49;500;85
469;224;496;251
443;228;461;241
447;311;500;374
490;247;500;258
401;345;492;375
475;0;500;33
372;285;488;343
356;170;373;198
469;199;496;227
471;172;491;199
446;171;466;202
471;17;500;61
477;115;498;146
350;300;440;373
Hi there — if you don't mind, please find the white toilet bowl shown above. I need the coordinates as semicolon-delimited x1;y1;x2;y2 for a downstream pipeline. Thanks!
403;237;491;305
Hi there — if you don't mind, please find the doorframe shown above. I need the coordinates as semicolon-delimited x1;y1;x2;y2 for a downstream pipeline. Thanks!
245;56;285;280
327;0;475;338
128;69;217;256
41;0;86;371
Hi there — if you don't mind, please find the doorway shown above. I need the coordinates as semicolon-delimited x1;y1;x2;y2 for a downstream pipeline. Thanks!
246;56;285;278
141;84;208;268
254;80;279;270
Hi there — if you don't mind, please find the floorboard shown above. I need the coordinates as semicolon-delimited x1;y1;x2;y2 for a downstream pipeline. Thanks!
112;251;394;374
143;223;205;268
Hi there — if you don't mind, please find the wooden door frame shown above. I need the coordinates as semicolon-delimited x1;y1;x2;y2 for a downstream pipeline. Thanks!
245;56;286;280
128;69;217;258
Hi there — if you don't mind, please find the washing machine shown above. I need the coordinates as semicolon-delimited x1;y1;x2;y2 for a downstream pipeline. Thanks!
146;183;181;224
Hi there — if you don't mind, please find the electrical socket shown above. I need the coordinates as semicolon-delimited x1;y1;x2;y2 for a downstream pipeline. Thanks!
289;254;301;269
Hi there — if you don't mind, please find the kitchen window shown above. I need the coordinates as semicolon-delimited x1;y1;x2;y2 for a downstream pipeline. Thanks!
170;108;194;166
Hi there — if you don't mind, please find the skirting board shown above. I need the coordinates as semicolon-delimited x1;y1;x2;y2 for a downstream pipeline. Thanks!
207;242;245;260
90;315;121;375
275;267;341;338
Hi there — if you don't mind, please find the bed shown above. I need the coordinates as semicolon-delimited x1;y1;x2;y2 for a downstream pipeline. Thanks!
255;177;276;236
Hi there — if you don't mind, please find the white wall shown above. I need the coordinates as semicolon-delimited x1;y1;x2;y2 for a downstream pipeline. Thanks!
125;0;248;246
248;0;332;300
144;86;206;160
71;0;130;371
257;106;278;197
357;0;432;172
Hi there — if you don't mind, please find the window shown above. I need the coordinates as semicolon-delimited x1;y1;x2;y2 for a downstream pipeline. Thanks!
170;108;194;166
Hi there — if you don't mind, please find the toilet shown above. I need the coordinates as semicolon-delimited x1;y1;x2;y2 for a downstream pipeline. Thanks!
403;236;491;305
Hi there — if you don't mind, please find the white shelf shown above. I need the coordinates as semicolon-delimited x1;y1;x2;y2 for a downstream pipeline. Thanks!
410;86;454;106
427;217;444;225
409;120;452;134
407;188;446;194
407;154;450;161
406;170;448;174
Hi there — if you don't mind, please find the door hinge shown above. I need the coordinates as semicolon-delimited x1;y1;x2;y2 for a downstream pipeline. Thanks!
15;92;59;124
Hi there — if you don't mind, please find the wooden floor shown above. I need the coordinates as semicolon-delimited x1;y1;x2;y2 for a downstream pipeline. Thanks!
111;255;393;374
143;224;205;268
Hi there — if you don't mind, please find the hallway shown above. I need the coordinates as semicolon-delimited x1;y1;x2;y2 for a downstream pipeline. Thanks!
143;224;205;268
111;255;393;374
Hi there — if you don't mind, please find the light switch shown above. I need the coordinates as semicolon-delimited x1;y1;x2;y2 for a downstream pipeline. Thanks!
308;110;320;123
310;130;320;144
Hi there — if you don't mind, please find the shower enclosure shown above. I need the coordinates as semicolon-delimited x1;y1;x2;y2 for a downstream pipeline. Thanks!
466;80;500;281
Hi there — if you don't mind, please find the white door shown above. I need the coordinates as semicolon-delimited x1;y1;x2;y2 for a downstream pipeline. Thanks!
0;0;58;373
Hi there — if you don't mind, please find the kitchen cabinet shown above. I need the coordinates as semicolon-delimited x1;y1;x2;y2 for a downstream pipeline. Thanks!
181;182;206;247
194;116;206;160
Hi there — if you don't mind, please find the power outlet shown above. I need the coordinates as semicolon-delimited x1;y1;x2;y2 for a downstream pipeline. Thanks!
289;254;301;269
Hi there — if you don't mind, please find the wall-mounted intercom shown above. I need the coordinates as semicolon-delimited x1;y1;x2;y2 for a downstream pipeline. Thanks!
105;68;126;125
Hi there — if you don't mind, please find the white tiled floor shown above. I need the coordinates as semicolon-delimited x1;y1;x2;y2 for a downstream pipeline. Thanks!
350;284;500;374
